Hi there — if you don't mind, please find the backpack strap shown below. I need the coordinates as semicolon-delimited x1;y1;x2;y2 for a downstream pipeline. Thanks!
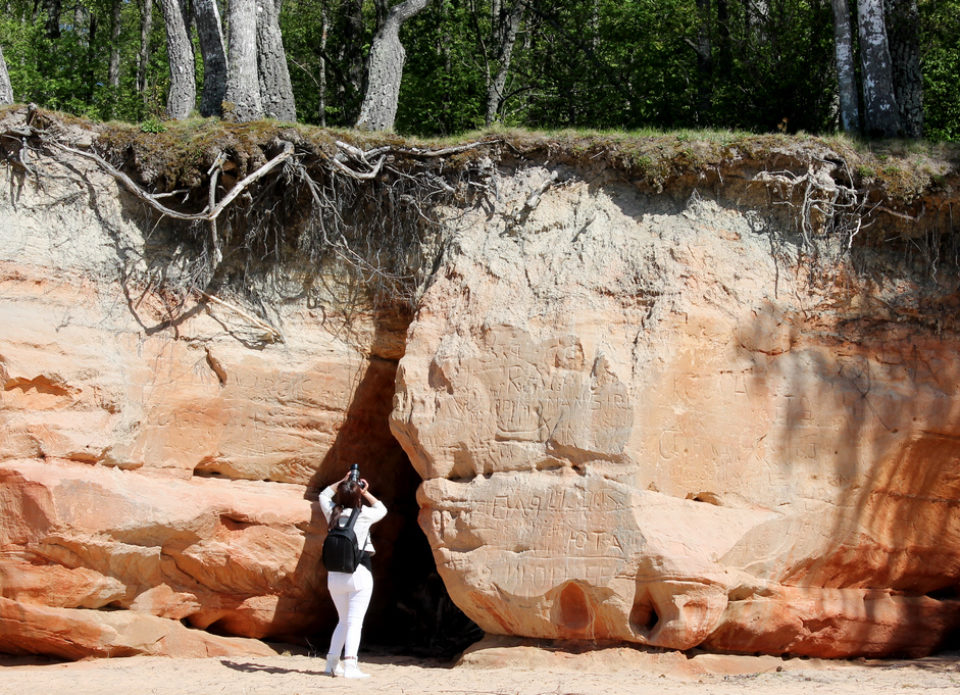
341;507;370;556
340;507;360;532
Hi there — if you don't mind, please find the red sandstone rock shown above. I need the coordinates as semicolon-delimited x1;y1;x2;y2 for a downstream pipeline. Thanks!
391;169;960;657
4;120;960;661
0;135;414;658
0;597;278;659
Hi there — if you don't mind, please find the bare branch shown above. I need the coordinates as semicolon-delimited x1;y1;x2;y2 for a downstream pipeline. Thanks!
197;290;283;342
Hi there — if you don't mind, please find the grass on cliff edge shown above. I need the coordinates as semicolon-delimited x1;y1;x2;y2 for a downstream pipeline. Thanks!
6;104;960;204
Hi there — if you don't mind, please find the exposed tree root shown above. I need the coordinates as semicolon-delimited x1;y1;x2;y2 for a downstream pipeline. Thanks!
0;112;500;342
754;158;870;250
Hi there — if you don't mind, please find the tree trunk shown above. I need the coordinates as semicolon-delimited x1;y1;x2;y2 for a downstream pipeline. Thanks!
319;3;328;126
43;0;61;38
108;0;123;89
224;0;263;121
355;0;430;131
338;0;366;123
694;0;713;125
137;0;153;97
159;0;196;119
856;0;900;137
86;11;98;103
884;0;922;137
256;0;296;121
194;0;228;117
485;0;524;126
743;0;768;43
0;45;13;105
716;0;730;73
830;0;860;133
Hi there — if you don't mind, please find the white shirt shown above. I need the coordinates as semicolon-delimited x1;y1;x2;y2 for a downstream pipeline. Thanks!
319;485;387;554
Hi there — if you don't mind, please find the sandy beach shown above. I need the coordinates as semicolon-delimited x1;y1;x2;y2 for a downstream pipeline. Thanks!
2;640;959;695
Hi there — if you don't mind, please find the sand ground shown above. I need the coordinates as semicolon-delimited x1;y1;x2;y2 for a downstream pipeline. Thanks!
2;642;960;695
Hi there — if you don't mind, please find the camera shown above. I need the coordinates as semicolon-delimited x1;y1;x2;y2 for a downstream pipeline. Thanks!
348;463;360;483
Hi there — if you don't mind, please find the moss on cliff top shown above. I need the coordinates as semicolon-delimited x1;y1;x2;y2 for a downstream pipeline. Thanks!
82;110;960;209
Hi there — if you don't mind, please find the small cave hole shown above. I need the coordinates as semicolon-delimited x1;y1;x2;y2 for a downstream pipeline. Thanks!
557;582;593;632
927;585;960;600
685;491;722;505
629;596;659;635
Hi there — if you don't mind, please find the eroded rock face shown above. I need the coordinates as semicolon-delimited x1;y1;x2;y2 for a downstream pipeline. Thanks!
5;116;960;660
0;134;415;658
391;167;960;657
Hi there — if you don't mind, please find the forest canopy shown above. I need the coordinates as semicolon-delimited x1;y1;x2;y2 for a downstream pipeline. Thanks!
0;0;957;140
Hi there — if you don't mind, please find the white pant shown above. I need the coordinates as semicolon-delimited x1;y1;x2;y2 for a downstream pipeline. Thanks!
326;565;373;659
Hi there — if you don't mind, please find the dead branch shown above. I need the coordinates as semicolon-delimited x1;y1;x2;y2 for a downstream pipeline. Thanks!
754;159;864;251
197;290;283;342
207;152;227;266
2;116;496;318
51;140;294;225
331;153;386;180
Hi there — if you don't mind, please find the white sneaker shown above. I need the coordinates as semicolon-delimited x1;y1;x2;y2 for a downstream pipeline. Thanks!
342;658;370;679
323;654;341;677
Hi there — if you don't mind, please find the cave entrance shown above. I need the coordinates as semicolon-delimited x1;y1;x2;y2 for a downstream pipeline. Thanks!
307;312;481;659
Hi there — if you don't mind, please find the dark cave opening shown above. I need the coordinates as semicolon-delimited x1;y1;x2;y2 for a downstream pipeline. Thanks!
303;317;482;660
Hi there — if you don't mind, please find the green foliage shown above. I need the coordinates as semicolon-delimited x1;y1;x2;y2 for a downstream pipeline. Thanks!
920;0;960;141
139;116;166;133
0;0;958;139
396;0;486;135
0;0;169;122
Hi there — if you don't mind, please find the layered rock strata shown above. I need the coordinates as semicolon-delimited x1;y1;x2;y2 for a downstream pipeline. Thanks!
0;121;416;658
391;163;960;657
3;112;960;660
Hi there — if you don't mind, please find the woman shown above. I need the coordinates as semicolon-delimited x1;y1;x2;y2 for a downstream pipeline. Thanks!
318;468;387;679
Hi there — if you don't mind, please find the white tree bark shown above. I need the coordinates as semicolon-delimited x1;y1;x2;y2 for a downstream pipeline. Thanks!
256;0;296;121
355;0;431;131
137;0;153;96
319;5;328;126
0;46;13;106
485;0;525;126
830;0;860;134
108;0;123;89
224;0;264;122
194;0;228;117
159;0;196;119
743;0;768;42
884;0;923;138
857;0;900;137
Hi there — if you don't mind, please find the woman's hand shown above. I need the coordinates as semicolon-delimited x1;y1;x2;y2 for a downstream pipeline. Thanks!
358;478;380;505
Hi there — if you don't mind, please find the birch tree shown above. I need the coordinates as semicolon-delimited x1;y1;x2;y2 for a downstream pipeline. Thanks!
884;0;923;137
224;0;264;121
159;0;196;119
137;0;154;98
107;0;123;90
0;46;13;106
857;0;900;137
484;0;526;126
830;0;860;133
194;0;228;117
256;0;297;121
43;0;62;39
356;0;431;131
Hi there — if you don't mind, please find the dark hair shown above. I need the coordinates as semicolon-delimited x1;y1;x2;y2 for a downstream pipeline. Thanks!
335;480;363;510
329;480;364;532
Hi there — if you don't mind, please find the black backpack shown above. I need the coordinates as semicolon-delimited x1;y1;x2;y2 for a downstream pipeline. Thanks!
322;508;363;573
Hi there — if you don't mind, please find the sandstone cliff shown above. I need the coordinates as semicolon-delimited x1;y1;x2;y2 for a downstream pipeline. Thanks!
2;106;959;659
